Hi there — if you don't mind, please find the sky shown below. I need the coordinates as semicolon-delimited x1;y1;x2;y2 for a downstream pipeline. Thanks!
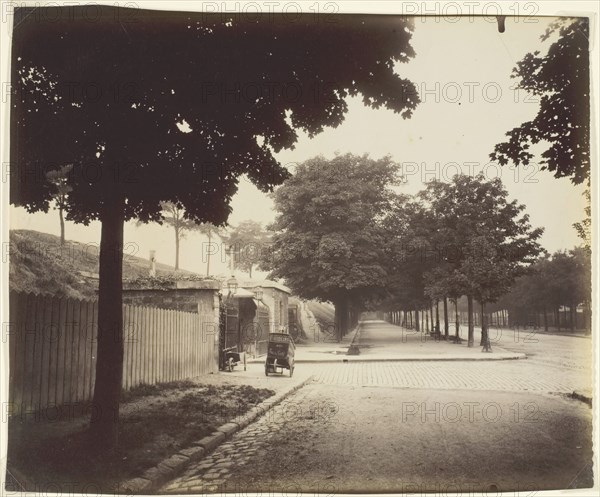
9;14;588;278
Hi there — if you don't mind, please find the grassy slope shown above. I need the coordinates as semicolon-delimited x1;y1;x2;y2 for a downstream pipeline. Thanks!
307;301;335;329
8;229;195;299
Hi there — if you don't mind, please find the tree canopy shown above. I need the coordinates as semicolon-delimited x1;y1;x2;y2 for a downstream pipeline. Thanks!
10;5;421;449
383;174;544;345
265;153;400;336
490;17;590;184
11;6;420;221
223;220;270;278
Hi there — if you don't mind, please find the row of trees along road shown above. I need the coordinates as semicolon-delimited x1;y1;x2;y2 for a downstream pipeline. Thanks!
264;156;544;345
10;6;420;452
493;248;591;332
384;175;544;348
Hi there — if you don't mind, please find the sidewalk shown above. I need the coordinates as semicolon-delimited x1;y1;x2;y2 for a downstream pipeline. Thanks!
248;320;526;363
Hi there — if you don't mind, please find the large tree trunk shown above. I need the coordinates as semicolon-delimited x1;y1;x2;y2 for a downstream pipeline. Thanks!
414;307;420;332
430;305;434;333
334;295;349;341
435;300;440;336
481;302;491;351
467;295;474;347
59;201;65;246
89;199;125;452
454;299;460;342
556;307;561;331
480;302;485;346
249;265;253;279
480;302;486;346
543;306;548;332
443;297;449;339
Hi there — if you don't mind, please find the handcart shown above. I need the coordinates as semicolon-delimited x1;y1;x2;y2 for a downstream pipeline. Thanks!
222;345;246;372
265;332;295;377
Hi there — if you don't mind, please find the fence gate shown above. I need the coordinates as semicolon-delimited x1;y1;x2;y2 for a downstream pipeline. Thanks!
224;300;240;350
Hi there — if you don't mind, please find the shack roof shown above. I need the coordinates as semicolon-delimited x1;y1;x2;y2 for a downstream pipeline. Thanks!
240;279;291;294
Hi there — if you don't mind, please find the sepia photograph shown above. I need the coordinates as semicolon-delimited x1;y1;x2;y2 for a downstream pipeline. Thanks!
1;1;598;495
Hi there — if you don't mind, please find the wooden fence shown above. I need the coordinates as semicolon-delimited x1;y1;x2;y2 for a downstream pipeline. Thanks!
7;291;217;416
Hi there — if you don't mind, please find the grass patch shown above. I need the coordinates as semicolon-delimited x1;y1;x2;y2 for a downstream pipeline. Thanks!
7;381;274;493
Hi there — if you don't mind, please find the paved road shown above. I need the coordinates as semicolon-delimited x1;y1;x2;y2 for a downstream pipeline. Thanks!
161;321;595;494
311;360;589;393
355;320;592;393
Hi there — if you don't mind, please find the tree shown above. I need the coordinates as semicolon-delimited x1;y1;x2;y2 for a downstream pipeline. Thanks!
194;223;225;276
491;17;590;184
45;164;73;245
382;197;436;333
420;175;544;347
573;189;591;251
498;249;591;333
159;202;196;270
223;220;271;278
11;6;419;450
266;154;400;340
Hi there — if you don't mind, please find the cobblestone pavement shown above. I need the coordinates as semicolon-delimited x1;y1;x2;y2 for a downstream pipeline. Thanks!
160;322;594;494
161;357;593;493
161;388;315;494
311;359;591;393
161;379;593;493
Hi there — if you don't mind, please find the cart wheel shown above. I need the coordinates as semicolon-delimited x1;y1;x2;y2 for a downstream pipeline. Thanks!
227;357;234;372
289;366;294;378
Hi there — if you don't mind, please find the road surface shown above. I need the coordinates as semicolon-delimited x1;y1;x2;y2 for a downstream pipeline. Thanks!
161;320;594;494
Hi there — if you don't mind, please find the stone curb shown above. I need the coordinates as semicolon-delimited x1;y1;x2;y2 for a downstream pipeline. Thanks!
570;390;593;406
117;375;314;494
345;323;362;355
251;353;527;364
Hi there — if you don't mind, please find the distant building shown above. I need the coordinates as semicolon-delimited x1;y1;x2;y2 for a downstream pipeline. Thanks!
240;279;291;333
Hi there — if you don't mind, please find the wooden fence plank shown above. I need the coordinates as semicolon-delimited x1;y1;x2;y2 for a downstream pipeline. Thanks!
168;310;174;382
155;308;161;383
129;305;136;388
32;294;47;414
184;312;189;378
176;311;181;380
143;304;150;385
63;298;75;405
77;300;89;402
135;305;142;387
129;305;137;388
139;305;146;386
69;299;82;403
54;298;67;409
159;308;166;383
21;292;32;412
47;297;61;410
39;295;54;411
163;308;168;382
148;308;158;385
